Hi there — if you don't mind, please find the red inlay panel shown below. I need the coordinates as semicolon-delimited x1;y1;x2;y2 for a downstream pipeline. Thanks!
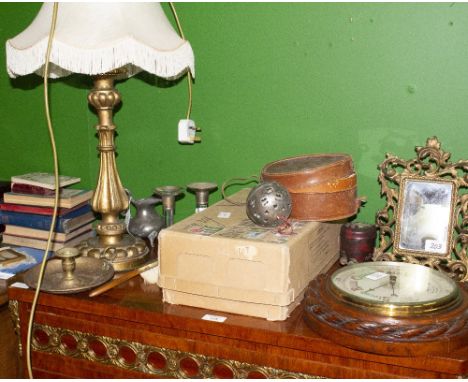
60;334;77;351
89;339;107;359
247;370;267;379
180;357;199;377
33;329;49;346
147;351;167;370
119;345;136;364
213;363;234;379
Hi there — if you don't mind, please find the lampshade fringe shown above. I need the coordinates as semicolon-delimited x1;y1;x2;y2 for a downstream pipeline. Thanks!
6;37;195;80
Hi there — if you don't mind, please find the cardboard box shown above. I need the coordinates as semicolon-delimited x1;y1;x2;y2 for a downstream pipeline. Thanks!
158;189;341;321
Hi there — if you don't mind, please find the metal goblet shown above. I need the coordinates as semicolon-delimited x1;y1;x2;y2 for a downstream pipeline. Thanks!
186;182;218;213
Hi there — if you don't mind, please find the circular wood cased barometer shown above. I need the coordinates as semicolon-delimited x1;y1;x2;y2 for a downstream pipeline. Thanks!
304;261;468;356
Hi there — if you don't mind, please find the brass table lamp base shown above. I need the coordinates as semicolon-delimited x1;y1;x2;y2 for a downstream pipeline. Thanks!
77;70;149;272
77;236;148;273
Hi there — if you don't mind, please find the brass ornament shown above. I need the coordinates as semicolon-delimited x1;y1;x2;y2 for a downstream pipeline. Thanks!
374;137;468;282
8;299;22;357
246;181;292;227
31;322;321;379
186;182;218;213
79;71;149;271
24;248;115;294
154;185;183;227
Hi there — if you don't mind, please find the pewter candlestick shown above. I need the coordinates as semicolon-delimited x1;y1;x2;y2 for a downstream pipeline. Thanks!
187;182;218;213
154;186;182;227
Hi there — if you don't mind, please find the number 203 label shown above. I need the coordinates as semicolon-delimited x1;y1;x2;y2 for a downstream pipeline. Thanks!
424;239;443;252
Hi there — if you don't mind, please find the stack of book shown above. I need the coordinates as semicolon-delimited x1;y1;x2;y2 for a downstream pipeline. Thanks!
0;172;95;251
0;180;11;234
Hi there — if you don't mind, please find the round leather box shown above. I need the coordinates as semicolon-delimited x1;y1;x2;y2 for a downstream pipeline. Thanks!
261;154;360;221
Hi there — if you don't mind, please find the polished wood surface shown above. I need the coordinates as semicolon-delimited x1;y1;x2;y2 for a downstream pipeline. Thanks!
304;274;468;357
9;271;468;379
0;302;21;378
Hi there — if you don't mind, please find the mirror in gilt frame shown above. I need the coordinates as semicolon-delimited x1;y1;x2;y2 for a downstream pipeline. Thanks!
373;136;468;282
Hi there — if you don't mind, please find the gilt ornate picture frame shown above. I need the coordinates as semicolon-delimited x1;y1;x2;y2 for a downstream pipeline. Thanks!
373;137;468;282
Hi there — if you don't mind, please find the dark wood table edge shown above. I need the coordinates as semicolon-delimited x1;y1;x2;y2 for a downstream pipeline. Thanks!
8;282;468;378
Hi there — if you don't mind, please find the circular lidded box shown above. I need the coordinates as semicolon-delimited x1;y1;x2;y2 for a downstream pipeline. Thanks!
261;154;361;221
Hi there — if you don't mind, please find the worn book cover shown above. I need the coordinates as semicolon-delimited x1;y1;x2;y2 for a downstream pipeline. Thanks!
2;230;95;251
3;189;93;209
11;183;56;196
4;222;93;242
0;246;52;288
0;180;11;233
0;200;90;216
11;172;80;190
0;247;26;268
0;205;93;233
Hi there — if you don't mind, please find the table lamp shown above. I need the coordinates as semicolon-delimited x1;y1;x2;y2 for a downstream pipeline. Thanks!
6;3;195;271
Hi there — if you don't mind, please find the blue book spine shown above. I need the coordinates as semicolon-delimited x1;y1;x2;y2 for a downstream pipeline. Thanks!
0;204;92;233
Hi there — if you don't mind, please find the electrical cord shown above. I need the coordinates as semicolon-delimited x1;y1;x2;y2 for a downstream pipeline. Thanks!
169;2;193;120
25;2;59;378
221;176;259;206
24;3;191;377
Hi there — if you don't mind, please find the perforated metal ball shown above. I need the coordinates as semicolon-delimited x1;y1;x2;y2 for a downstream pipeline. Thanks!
246;181;292;227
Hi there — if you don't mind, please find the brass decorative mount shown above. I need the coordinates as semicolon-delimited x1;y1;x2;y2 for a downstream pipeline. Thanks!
31;322;318;378
373;136;468;282
78;70;148;272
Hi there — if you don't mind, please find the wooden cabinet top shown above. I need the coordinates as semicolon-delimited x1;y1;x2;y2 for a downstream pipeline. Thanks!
9;272;468;379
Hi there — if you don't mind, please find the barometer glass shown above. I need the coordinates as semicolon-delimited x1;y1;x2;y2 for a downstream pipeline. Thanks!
330;261;459;315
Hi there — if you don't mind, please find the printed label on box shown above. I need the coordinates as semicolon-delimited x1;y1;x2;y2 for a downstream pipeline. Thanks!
183;216;225;236
214;219;303;244
235;246;258;259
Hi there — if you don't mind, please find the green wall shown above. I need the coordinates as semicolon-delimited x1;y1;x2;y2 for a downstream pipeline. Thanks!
1;3;467;224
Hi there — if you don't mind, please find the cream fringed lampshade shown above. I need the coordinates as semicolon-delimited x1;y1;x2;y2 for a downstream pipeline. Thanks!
6;3;195;272
6;2;195;79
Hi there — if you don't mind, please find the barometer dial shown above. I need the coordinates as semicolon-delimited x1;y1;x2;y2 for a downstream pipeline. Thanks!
330;261;459;315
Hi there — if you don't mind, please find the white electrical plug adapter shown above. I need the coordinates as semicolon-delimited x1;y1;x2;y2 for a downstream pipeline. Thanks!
178;119;201;144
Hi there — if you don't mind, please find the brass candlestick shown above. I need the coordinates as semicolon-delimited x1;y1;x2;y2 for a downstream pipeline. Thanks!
154;186;182;227
77;71;148;272
187;182;217;213
24;247;114;294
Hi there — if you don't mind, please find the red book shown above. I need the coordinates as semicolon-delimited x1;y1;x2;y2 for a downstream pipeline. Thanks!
0;180;10;233
0;201;90;216
11;183;56;196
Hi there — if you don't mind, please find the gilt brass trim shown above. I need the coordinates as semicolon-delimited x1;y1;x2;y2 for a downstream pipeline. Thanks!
374;136;468;282
328;274;461;317
31;323;322;379
8;299;22;357
78;73;149;272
